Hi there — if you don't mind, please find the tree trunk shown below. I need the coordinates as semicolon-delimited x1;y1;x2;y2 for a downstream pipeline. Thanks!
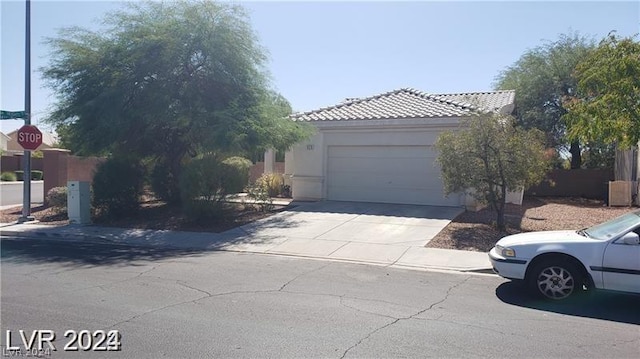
496;206;506;232
495;185;507;232
569;141;582;169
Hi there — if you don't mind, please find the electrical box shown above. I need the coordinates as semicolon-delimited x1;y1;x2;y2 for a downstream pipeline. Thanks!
67;181;91;224
608;181;632;207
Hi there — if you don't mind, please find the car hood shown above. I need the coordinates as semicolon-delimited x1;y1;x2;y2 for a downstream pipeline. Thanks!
497;230;588;247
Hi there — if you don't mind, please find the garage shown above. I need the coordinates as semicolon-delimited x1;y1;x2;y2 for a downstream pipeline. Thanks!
286;88;516;207
326;145;458;206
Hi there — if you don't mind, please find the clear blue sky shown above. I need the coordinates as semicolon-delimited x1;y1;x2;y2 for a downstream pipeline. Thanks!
1;0;638;135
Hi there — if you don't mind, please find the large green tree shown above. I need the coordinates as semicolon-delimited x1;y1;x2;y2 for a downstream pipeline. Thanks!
436;113;551;231
494;33;595;168
563;34;640;149
42;0;310;195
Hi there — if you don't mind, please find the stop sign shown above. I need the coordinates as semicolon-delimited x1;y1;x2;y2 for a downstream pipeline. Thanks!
16;125;43;151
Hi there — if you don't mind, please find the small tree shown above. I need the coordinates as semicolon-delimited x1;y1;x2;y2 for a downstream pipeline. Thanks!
563;34;640;149
493;32;595;168
436;113;551;231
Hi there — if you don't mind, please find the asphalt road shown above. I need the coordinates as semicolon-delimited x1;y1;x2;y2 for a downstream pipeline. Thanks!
0;181;43;208
1;237;638;358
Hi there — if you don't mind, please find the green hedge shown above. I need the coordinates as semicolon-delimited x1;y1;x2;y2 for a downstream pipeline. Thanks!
1;172;17;181
180;155;252;219
14;170;44;181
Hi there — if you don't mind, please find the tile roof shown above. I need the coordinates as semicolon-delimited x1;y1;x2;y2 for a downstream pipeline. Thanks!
431;90;515;113
291;88;515;122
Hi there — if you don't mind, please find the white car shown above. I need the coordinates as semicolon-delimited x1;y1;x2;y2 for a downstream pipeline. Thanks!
489;210;640;300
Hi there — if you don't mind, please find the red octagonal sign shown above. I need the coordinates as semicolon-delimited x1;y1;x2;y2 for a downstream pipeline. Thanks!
17;125;43;151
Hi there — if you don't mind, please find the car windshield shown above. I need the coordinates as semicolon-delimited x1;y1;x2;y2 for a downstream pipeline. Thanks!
584;211;640;240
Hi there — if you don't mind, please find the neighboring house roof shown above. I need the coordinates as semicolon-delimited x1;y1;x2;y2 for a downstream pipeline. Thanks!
291;88;515;122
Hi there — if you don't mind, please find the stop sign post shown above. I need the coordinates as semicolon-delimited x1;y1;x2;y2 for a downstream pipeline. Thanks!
17;125;42;150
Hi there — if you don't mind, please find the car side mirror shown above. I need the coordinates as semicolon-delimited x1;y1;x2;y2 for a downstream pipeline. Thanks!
621;232;640;245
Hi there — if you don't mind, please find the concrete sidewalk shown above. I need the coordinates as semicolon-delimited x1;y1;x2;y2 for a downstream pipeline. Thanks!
0;221;493;274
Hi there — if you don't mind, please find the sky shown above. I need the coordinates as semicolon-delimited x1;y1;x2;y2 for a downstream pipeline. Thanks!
1;0;639;135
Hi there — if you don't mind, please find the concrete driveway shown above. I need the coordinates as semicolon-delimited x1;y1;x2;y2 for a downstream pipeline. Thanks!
221;201;463;266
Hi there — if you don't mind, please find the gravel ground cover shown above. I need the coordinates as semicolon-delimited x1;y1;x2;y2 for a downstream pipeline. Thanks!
426;197;636;252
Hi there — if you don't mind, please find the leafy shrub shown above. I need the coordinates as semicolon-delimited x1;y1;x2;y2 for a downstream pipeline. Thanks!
255;173;285;197
13;170;43;181
246;183;274;212
179;155;252;219
47;186;67;210
92;157;145;218
221;156;252;193
0;172;16;181
150;159;181;204
31;170;43;180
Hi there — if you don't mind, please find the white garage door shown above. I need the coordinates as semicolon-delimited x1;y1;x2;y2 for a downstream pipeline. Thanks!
326;145;458;206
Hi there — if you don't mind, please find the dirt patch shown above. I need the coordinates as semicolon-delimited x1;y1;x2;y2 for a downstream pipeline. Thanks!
426;197;636;252
0;199;285;233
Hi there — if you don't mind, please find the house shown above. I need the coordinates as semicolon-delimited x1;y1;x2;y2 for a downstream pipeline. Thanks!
4;128;58;154
0;131;10;152
282;88;516;207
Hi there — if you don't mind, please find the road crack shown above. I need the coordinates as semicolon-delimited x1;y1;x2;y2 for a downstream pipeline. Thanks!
278;263;332;291
339;276;471;359
104;263;333;328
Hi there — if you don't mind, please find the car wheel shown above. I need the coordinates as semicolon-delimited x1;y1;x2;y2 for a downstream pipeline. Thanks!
528;260;584;300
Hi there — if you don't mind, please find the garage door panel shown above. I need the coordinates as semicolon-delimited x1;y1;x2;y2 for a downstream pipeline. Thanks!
328;158;431;175
327;145;458;206
328;174;444;189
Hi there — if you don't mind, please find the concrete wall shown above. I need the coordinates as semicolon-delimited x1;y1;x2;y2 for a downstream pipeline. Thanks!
68;156;104;182
1;155;44;173
42;149;104;201
526;169;614;200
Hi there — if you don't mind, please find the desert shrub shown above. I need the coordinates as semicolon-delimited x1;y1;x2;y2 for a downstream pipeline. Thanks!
180;155;252;219
31;170;43;180
256;173;285;197
150;158;181;204
92;157;145;218
221;156;252;193
47;186;67;210
1;172;16;181
12;170;43;181
246;182;274;212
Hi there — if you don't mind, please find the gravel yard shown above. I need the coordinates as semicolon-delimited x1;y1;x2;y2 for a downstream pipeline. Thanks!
426;197;636;252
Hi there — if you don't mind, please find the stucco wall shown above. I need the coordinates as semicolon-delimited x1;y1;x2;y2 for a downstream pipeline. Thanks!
287;133;324;200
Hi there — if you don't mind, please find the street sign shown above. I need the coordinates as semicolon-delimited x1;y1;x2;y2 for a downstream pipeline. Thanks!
0;110;27;120
16;125;43;151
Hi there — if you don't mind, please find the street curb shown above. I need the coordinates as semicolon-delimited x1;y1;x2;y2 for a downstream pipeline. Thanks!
0;229;114;246
1;229;497;275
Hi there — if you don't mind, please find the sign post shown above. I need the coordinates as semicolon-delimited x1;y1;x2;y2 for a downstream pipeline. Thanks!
18;0;34;223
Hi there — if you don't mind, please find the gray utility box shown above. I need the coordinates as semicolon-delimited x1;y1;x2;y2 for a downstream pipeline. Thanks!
67;181;91;224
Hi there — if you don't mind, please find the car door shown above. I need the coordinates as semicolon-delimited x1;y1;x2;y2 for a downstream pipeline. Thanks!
601;228;640;293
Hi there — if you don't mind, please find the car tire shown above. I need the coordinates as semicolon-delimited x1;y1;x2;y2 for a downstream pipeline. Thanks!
527;259;585;301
